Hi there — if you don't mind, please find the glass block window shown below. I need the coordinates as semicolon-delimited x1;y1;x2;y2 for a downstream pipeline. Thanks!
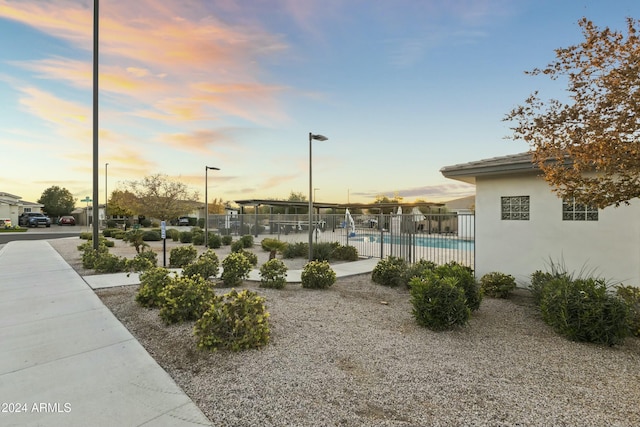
501;196;530;220
562;198;598;221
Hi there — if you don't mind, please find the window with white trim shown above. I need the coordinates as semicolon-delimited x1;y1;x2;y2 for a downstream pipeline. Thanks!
562;198;598;221
501;196;530;220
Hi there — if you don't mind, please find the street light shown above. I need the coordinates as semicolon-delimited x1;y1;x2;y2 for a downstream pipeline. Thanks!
204;166;220;248
105;162;109;225
309;132;328;261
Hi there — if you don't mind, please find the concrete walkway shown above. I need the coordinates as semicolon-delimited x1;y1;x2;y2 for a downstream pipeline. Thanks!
0;240;212;427
83;256;379;290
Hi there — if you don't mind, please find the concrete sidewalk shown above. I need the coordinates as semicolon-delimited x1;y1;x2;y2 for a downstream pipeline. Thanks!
83;257;379;290
0;240;212;427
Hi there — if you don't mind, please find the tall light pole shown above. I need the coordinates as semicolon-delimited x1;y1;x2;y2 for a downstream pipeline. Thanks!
105;162;109;225
309;132;328;261
204;166;220;248
91;0;100;249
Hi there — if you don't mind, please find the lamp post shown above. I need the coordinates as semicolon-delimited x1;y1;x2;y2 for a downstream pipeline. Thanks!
105;162;108;225
91;0;100;249
204;166;220;248
309;132;328;261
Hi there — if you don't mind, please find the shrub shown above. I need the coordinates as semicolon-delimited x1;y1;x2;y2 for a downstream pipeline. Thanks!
208;233;222;249
142;230;162;241
434;262;482;311
530;270;557;306
169;245;198;267
151;221;160;228
192;232;205;246
236;249;258;266
371;256;407;288
332;245;359;261
240;234;254;248
259;259;288;289
136;267;173;308
480;272;517;298
230;239;244;253
410;273;470;330
102;228;120;237
81;245;109;269
301;260;336;289
404;259;437;288
106;219;118;228
540;276;629;346
220;252;253;287
126;250;158;273
282;242;308;259
617;285;640;337
194;289;270;352
93;251;127;273
179;231;193;243
221;235;233;245
79;231;92;240
312;242;339;261
140;218;151;227
123;229;149;253
158;276;216;324
182;249;220;281
112;231;125;239
169;228;181;241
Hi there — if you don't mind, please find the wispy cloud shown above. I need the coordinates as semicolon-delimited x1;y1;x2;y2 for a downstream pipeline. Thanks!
356;182;475;202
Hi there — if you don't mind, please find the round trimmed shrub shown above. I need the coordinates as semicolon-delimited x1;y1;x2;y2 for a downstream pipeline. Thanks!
332;245;359;261
182;249;219;281
480;272;517;298
236;249;258;266
192;232;205;246
301;260;336;289
372;256;407;287
126;250;158;273
136;267;173;308
208;233;222;249
221;235;233;245
194;289;270;352
220;252;253;287
142;230;161;241
240;234;254;248
158;275;216;324
230;239;245;253
434;262;482;311
259;259;288;289
410;273;471;330
179;231;193;243
404;259;437;288
169;245;198;267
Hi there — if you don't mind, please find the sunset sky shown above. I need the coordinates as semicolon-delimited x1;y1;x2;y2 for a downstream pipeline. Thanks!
1;0;639;206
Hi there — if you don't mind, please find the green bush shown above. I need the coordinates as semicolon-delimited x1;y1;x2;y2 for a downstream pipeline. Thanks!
112;231;125;240
221;235;233;245
332;245;359;261
151;221;160;228
158;276;216;324
240;234;254;248
312;242;339;261
617;285;640;337
81;245;109;269
236;249;258;266
79;232;92;240
259;259;288;289
126;250;158;273
182;249;219;281
480;272;517;298
169;245;198;267
540;276;629;346
410;273;470;330
301;260;336;289
102;228;120;237
282;242;308;259
404;259;437;288
194;289;270;352
93;251;127;273
106;220;118;228
371;256;407;288
140;218;152;227
208;233;222;249
230;239;244;252
220;252;253;287
142;230;162;241
136;267;173;308
434;262;482;311
168;228;181;241
179;231;193;243
192;232;205;246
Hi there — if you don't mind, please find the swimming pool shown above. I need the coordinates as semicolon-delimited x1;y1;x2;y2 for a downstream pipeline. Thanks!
349;234;474;250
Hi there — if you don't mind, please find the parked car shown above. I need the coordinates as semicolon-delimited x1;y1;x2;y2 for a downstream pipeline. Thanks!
58;216;76;226
178;217;191;226
19;212;51;228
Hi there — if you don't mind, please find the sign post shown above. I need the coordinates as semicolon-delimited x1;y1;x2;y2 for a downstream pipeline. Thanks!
160;220;167;267
80;196;92;230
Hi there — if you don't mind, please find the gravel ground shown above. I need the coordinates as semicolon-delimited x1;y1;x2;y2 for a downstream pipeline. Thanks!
50;237;640;427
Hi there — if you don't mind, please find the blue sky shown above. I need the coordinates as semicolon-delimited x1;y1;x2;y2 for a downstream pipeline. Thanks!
1;0;639;206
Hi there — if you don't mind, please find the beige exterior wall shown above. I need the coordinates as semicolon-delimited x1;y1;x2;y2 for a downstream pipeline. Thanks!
476;173;640;287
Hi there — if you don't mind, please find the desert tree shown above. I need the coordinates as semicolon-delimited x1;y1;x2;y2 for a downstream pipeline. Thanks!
126;174;200;220
505;17;640;208
37;186;76;218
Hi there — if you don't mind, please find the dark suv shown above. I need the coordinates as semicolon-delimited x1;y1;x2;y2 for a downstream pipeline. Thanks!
19;212;51;228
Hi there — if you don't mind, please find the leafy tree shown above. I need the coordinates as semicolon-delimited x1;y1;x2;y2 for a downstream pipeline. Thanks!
506;17;640;208
107;189;139;218
38;186;76;217
126;174;199;220
206;197;226;214
373;193;403;214
287;191;307;202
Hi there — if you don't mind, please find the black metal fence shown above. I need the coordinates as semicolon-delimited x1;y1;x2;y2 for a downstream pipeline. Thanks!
207;212;475;269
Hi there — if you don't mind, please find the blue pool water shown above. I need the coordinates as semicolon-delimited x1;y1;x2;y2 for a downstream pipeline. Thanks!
350;234;474;250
